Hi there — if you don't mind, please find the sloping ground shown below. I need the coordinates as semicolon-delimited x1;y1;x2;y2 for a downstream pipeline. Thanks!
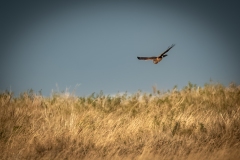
0;83;240;159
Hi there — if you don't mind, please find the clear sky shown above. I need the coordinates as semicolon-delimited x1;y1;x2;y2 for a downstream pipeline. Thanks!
1;0;240;96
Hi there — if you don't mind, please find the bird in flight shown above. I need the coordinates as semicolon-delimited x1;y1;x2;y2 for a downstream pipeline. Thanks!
137;44;175;64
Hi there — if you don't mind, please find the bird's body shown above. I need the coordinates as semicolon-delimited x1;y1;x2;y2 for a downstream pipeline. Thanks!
137;44;175;64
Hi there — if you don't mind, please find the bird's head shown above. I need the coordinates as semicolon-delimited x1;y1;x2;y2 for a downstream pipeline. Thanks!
163;55;168;58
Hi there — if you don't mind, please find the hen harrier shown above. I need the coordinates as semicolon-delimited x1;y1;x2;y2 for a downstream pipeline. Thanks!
137;44;175;64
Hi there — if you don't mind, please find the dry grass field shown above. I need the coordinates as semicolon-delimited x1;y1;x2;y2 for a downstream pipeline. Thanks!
1;82;240;160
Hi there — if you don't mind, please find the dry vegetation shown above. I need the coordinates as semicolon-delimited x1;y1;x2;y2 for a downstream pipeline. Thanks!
1;82;240;160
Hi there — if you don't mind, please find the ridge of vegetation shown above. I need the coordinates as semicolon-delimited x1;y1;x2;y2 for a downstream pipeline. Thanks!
1;82;240;159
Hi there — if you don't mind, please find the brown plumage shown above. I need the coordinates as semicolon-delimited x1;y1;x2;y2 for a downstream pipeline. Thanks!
137;44;175;64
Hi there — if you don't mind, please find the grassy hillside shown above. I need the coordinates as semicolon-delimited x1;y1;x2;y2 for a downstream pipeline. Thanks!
1;82;240;160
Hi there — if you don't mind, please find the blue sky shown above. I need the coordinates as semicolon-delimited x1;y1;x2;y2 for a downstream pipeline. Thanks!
1;1;240;96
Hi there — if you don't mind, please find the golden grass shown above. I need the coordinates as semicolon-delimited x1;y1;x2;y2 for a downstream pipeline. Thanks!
1;82;240;160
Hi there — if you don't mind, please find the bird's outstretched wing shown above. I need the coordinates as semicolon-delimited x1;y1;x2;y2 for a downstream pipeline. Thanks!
137;57;157;60
158;44;175;58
